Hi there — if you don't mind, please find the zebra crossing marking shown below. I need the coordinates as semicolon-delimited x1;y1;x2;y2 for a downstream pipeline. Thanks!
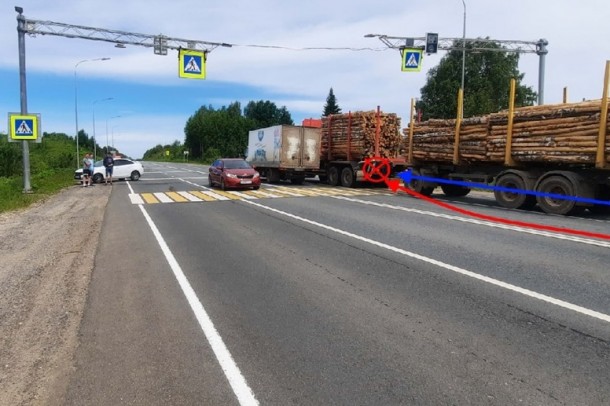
129;187;385;205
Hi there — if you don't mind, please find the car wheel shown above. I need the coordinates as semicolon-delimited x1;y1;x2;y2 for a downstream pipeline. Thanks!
92;173;104;184
208;175;214;187
130;171;141;181
253;186;260;190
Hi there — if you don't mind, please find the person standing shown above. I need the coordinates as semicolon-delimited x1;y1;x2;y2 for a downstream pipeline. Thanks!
82;153;92;187
103;153;114;185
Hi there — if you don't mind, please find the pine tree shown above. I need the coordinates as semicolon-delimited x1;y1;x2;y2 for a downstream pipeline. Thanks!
323;88;342;116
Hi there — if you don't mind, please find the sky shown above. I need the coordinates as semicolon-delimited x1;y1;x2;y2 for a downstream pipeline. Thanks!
1;1;609;160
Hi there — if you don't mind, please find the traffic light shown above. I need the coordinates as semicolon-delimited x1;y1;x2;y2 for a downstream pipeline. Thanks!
425;33;438;54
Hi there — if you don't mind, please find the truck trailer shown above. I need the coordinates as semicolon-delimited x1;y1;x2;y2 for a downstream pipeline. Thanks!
404;97;610;215
246;108;407;187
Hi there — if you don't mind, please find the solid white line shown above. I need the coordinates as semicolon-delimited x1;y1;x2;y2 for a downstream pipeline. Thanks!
138;205;259;405
243;200;610;324
332;196;610;249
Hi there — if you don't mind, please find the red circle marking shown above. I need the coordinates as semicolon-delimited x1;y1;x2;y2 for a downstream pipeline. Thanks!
363;158;391;183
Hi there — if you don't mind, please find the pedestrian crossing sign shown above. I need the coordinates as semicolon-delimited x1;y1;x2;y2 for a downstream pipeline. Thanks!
179;49;206;79
8;113;41;142
401;48;423;72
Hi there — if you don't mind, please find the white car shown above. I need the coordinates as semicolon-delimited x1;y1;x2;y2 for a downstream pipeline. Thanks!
74;158;144;183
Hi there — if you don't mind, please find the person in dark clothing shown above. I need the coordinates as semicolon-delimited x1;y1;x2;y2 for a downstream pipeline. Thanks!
103;153;114;185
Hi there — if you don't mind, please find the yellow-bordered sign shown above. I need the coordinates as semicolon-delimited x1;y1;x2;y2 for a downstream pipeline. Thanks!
8;113;41;142
401;48;423;72
179;49;206;79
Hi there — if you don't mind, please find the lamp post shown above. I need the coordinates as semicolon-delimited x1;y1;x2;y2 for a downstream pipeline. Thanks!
92;97;113;161
111;125;119;150
460;0;466;118
74;57;110;168
106;115;121;153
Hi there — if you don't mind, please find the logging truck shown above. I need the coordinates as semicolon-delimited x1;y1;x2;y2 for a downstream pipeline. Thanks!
404;98;610;215
246;108;408;187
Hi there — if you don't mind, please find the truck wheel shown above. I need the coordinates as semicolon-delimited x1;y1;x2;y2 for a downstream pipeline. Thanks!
341;167;357;188
328;167;340;186
406;169;434;196
441;184;471;197
494;173;536;210
318;175;328;184
535;175;582;215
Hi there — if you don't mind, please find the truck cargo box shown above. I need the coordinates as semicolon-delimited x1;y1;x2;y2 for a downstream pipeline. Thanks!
246;125;321;170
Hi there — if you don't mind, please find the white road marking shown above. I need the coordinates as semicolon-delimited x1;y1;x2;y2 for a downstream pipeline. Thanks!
129;193;144;205
227;191;259;200
138;205;259;405
178;191;203;202
333;196;610;249
244;200;610;324
196;189;230;201
154;192;174;203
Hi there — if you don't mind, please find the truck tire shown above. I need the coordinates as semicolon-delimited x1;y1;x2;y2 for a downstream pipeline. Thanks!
441;184;471;197
318;175;328;184
406;169;434;196
494;173;536;210
328;166;340;186
341;167;357;188
535;175;582;215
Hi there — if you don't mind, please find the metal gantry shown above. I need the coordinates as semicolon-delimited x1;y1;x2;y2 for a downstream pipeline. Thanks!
21;17;232;54
365;34;549;104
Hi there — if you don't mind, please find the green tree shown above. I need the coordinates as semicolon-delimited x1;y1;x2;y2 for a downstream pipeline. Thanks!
244;100;294;128
184;102;256;160
417;39;537;120
323;87;342;116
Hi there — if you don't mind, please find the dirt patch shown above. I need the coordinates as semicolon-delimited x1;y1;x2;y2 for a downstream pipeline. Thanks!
0;184;110;405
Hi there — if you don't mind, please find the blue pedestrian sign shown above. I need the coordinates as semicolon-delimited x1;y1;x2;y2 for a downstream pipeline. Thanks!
179;49;206;79
401;48;423;72
8;113;41;142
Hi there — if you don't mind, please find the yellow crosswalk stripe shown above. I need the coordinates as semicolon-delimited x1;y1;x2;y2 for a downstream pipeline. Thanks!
165;191;189;202
210;190;242;200
141;193;160;204
190;191;218;201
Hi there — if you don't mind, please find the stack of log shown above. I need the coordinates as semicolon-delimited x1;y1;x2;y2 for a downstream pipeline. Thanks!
321;111;403;161
404;100;610;165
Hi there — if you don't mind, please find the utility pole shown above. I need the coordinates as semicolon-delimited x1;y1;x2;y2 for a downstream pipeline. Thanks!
15;6;31;193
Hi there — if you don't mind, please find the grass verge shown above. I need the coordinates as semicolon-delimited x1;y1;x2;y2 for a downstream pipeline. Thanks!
0;168;76;214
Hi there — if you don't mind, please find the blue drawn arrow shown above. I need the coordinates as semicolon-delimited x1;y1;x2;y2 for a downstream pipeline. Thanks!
398;170;610;206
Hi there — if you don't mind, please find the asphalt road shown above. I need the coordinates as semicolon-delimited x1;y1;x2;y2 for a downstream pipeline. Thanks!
65;161;610;405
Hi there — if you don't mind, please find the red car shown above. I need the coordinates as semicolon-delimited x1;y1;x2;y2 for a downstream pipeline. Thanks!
208;158;261;190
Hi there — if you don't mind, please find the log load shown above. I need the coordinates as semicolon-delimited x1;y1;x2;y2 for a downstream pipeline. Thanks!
404;100;610;165
321;110;403;161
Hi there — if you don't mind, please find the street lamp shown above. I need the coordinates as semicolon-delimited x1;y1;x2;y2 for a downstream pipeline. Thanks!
111;125;119;150
460;0;466;118
106;115;121;152
92;97;113;161
74;57;110;168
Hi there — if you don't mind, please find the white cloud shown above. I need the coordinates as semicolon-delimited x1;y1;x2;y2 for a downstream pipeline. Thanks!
2;0;610;155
